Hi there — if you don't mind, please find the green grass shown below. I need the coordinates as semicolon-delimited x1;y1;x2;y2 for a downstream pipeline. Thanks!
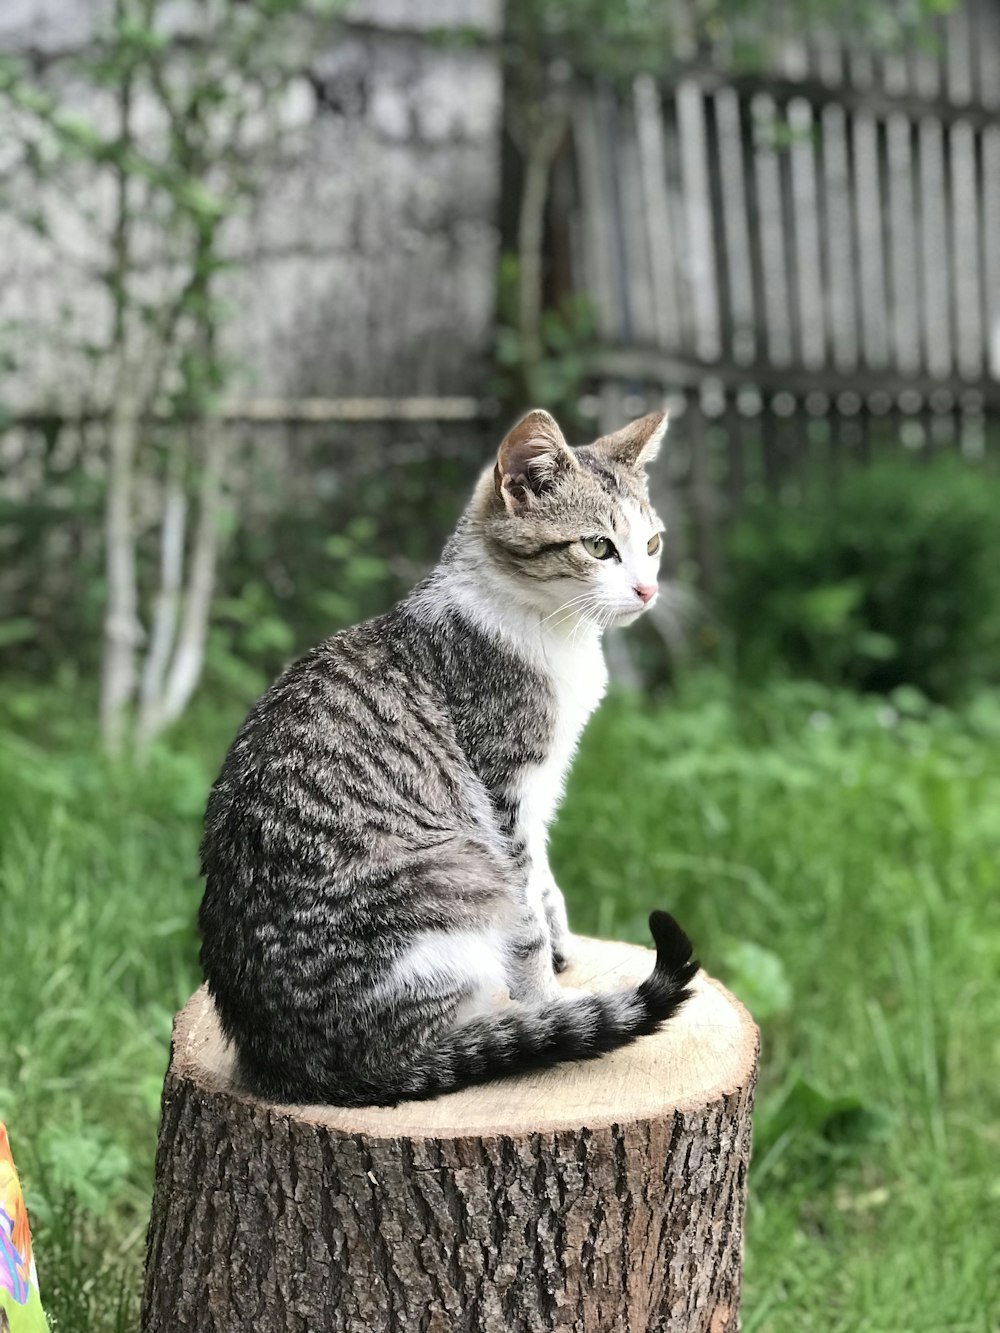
2;675;999;1331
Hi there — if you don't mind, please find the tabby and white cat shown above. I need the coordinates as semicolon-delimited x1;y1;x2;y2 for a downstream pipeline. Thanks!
199;408;698;1107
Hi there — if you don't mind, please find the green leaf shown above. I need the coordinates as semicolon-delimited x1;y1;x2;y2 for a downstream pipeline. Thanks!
800;582;862;631
243;616;296;657
39;1127;130;1217
0;617;38;647
720;938;793;1020
890;684;930;716
758;1076;894;1157
173;180;228;222
854;630;898;661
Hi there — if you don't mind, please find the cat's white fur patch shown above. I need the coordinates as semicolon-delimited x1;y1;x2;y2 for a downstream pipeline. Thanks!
387;926;509;1011
591;497;661;614
436;544;610;955
407;495;657;996
523;627;607;828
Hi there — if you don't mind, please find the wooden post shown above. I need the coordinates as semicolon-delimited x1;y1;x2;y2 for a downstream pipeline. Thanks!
142;937;758;1333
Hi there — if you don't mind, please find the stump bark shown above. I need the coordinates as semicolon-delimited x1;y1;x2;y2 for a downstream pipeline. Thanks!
142;936;758;1333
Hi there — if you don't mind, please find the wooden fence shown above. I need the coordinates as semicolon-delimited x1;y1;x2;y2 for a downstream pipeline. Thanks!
568;0;1000;584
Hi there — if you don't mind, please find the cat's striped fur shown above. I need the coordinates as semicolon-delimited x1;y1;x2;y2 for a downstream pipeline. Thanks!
199;408;698;1106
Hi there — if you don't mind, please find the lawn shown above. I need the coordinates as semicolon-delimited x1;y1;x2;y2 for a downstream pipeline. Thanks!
1;675;998;1331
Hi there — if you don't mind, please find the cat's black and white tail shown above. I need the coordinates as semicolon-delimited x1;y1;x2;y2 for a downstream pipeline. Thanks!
386;910;698;1105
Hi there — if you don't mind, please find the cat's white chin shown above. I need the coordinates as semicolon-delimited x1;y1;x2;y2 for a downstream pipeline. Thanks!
609;605;649;627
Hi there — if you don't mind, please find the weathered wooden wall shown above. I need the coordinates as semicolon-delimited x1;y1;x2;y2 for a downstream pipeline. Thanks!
0;0;505;410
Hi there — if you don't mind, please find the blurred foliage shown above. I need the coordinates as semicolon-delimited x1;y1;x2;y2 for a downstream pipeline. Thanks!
493;254;598;424
722;459;1000;702
24;1190;135;1333
206;513;396;698
0;428;483;688
505;0;958;86
204;441;479;693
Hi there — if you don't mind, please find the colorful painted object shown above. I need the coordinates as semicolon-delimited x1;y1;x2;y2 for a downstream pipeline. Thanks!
0;1125;49;1333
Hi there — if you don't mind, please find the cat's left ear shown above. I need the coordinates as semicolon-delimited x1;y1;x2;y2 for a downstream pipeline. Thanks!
590;411;668;471
494;409;578;511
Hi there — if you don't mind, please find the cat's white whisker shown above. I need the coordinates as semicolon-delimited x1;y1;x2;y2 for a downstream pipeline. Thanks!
539;592;596;628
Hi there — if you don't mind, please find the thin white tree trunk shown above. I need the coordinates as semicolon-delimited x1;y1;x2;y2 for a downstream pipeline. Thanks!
100;35;140;757
100;401;143;755
156;425;227;733
137;443;188;747
516;107;568;379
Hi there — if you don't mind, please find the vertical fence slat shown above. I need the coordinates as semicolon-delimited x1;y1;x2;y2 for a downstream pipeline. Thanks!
752;93;794;367
982;125;1000;380
598;92;636;345
852;110;889;369
820;102;859;371
619;115;657;346
703;92;735;368
918;116;953;378
885;113;921;377
951;119;982;380
787;97;826;370
663;97;698;354
573;94;622;343
676;79;722;362
633;76;682;353
777;100;804;372
737;95;770;370
714;87;757;365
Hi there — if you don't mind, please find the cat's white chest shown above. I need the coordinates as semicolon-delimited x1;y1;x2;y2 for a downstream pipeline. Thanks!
522;636;607;829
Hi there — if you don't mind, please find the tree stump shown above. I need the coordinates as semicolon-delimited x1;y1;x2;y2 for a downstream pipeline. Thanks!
142;937;758;1333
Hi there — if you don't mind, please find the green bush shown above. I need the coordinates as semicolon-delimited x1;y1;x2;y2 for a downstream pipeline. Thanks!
722;459;1000;701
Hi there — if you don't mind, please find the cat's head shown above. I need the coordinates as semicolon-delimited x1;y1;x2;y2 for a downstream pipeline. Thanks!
473;408;667;629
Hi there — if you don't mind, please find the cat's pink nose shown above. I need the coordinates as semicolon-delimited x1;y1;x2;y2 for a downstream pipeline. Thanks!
634;583;657;605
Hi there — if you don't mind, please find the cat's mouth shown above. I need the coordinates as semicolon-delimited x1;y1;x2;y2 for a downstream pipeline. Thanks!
610;602;652;626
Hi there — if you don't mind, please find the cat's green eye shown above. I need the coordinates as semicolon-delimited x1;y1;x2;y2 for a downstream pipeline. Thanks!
582;535;616;560
647;533;662;556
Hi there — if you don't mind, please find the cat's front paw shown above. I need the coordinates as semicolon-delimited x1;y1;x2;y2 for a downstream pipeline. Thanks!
550;932;573;974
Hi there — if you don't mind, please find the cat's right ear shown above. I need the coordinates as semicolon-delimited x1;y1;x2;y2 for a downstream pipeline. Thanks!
494;409;578;511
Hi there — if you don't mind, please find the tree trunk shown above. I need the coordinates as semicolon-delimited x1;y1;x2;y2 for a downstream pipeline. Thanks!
137;444;187;750
516;108;568;387
142;936;758;1333
100;27;139;757
100;401;143;755
155;424;227;734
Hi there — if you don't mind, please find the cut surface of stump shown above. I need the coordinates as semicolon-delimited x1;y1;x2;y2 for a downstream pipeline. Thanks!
143;935;759;1333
